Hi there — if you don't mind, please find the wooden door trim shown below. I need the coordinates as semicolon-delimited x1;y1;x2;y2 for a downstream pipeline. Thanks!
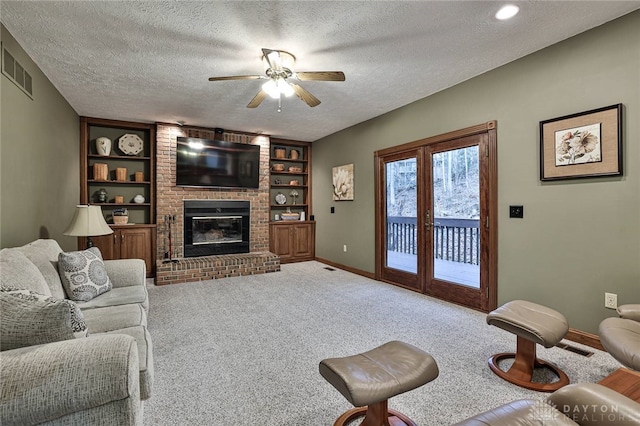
374;121;496;157
374;121;498;313
486;125;498;311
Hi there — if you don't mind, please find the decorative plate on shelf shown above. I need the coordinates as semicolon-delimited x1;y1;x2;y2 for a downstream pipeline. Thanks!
118;134;144;155
275;192;287;205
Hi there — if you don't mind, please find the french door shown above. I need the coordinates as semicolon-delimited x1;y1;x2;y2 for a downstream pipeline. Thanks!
375;122;497;312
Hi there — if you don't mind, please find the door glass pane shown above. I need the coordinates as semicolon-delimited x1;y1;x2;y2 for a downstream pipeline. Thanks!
385;158;417;273
432;146;480;287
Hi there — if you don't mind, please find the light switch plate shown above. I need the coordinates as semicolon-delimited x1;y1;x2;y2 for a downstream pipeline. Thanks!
509;205;524;218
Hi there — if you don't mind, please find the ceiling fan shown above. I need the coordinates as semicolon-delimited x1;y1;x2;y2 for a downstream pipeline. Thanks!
208;48;345;112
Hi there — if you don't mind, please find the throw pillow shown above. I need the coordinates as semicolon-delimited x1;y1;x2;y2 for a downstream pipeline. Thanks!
0;287;88;351
58;247;112;302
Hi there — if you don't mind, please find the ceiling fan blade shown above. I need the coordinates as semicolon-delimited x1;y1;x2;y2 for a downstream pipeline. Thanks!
296;71;345;82
208;75;263;81
247;90;267;108
290;83;321;107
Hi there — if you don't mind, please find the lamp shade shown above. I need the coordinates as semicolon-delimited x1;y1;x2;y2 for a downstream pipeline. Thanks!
63;205;113;237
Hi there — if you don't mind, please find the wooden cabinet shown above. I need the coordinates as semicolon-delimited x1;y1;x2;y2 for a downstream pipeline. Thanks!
79;117;156;276
84;226;155;277
269;138;315;263
269;222;315;263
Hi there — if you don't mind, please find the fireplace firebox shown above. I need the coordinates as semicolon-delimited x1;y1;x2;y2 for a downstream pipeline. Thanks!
184;200;250;257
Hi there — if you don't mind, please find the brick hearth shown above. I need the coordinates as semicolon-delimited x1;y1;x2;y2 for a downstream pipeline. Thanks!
155;252;280;284
155;124;279;285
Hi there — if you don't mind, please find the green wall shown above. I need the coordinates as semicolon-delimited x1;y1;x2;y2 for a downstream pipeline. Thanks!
312;11;640;334
1;25;79;250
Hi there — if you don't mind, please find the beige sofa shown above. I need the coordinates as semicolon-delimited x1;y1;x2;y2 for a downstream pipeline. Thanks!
0;239;153;425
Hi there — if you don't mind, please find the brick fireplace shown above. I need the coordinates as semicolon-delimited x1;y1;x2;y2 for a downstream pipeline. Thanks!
155;124;279;285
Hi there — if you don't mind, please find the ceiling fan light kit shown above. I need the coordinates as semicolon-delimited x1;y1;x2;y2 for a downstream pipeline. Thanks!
262;77;294;99
208;48;345;111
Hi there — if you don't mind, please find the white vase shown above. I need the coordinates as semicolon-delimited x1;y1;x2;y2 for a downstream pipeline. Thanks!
133;194;145;204
96;137;112;156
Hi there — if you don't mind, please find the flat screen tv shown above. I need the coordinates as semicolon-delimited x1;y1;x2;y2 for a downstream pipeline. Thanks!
176;137;260;189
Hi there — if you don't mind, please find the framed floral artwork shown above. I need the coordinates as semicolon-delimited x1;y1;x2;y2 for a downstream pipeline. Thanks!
332;163;354;200
540;104;622;181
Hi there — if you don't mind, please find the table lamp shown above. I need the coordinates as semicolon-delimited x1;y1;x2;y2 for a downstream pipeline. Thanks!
63;205;113;248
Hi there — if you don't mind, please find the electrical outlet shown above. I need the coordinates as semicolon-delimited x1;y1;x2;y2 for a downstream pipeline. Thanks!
604;292;617;309
343;245;347;252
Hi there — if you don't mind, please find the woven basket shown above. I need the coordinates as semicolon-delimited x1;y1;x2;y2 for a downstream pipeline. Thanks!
280;212;300;221
93;163;108;181
113;215;129;225
116;167;127;182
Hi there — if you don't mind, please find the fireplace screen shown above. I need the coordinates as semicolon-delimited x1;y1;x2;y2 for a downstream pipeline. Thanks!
192;216;243;245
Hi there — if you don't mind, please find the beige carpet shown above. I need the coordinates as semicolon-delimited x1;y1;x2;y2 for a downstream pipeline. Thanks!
143;261;620;425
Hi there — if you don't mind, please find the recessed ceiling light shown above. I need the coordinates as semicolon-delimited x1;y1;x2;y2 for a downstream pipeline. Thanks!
496;4;519;20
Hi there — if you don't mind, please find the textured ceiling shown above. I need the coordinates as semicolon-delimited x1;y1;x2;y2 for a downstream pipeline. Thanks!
2;1;638;141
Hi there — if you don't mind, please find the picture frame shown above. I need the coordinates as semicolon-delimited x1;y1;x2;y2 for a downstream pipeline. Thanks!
539;104;622;181
332;163;354;201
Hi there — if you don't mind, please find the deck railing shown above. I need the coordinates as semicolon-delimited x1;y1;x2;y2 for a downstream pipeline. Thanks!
387;217;479;265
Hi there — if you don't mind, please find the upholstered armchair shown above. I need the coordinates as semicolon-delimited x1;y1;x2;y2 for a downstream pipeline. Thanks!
599;304;640;371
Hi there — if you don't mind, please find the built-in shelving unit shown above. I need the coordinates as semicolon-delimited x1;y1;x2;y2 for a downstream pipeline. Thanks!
269;138;315;263
79;117;156;276
269;138;311;220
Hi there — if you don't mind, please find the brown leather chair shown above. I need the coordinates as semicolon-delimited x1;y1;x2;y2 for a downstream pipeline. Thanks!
453;383;640;425
600;304;640;371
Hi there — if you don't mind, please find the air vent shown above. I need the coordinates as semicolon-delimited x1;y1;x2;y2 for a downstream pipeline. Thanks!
2;45;33;99
556;342;594;357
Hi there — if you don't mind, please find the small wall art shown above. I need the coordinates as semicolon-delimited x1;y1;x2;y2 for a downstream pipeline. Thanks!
539;104;622;181
332;163;354;201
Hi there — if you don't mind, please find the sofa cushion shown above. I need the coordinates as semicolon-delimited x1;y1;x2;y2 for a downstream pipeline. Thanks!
0;248;51;296
76;285;149;312
0;289;88;351
58;247;112;302
82;304;147;333
18;239;66;299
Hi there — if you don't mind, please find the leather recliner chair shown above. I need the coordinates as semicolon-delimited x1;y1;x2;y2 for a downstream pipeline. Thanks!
599;304;640;371
453;383;640;425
